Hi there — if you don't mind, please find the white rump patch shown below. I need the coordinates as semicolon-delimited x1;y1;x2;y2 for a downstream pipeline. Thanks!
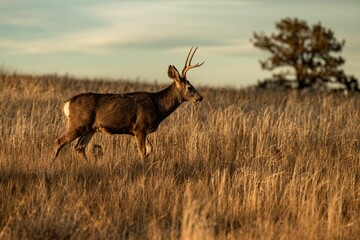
63;101;70;117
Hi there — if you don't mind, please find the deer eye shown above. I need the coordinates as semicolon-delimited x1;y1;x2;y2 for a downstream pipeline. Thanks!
187;86;193;91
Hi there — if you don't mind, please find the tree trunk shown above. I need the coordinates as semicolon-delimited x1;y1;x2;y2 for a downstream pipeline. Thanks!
298;79;306;89
296;65;307;90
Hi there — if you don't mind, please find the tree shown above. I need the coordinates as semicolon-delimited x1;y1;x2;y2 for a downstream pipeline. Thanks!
252;17;358;91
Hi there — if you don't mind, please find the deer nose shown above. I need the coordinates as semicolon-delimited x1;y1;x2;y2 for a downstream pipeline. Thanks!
196;95;203;102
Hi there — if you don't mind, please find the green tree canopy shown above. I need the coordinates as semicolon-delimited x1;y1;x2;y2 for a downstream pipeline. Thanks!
252;17;358;91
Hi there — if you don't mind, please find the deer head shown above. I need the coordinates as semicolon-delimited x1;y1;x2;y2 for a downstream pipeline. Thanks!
167;47;204;102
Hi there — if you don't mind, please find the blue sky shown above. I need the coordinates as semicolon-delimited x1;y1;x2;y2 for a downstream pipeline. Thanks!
0;0;359;87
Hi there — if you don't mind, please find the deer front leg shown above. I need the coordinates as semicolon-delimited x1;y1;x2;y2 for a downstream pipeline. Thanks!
134;131;149;159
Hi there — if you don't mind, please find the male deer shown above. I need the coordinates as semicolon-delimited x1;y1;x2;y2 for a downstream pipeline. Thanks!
52;47;204;161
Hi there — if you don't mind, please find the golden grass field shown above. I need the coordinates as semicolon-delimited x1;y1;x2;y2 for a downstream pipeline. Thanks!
0;73;360;239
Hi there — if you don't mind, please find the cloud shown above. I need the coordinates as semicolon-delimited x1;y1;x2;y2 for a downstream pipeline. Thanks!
78;1;254;52
0;16;43;27
0;0;255;56
170;39;256;58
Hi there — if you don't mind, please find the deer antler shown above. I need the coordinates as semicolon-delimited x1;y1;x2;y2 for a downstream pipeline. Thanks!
181;47;205;78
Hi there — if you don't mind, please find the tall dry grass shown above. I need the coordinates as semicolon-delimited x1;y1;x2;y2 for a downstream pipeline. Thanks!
0;73;359;239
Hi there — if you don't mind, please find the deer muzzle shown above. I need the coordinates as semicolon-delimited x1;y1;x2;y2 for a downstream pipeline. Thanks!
195;95;203;102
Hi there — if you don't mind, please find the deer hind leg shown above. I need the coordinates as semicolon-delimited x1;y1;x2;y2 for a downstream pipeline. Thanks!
74;132;95;161
134;131;150;160
52;127;88;161
145;139;153;156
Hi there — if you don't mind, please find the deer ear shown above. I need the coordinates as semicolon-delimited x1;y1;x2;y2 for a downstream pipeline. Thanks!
168;65;181;82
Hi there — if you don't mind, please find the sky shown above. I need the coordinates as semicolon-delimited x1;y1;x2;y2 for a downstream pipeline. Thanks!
0;0;359;88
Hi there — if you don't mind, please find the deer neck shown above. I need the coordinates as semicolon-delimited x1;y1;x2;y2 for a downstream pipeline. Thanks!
153;82;183;121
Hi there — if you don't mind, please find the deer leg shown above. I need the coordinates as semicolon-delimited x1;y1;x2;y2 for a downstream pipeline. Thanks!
134;131;148;159
145;139;153;156
52;127;87;161
74;132;95;161
74;136;85;150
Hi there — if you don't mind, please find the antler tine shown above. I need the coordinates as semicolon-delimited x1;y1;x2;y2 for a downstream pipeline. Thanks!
184;46;194;69
181;47;205;78
188;46;197;66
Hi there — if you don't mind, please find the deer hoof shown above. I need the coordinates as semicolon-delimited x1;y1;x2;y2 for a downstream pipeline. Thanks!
92;144;104;159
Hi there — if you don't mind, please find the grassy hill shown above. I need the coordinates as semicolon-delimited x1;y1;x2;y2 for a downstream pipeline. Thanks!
0;73;359;239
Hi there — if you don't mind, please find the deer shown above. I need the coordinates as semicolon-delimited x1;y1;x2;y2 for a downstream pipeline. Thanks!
52;47;204;161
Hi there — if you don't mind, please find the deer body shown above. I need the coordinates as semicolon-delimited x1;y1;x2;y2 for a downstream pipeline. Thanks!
65;83;182;136
52;47;204;160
